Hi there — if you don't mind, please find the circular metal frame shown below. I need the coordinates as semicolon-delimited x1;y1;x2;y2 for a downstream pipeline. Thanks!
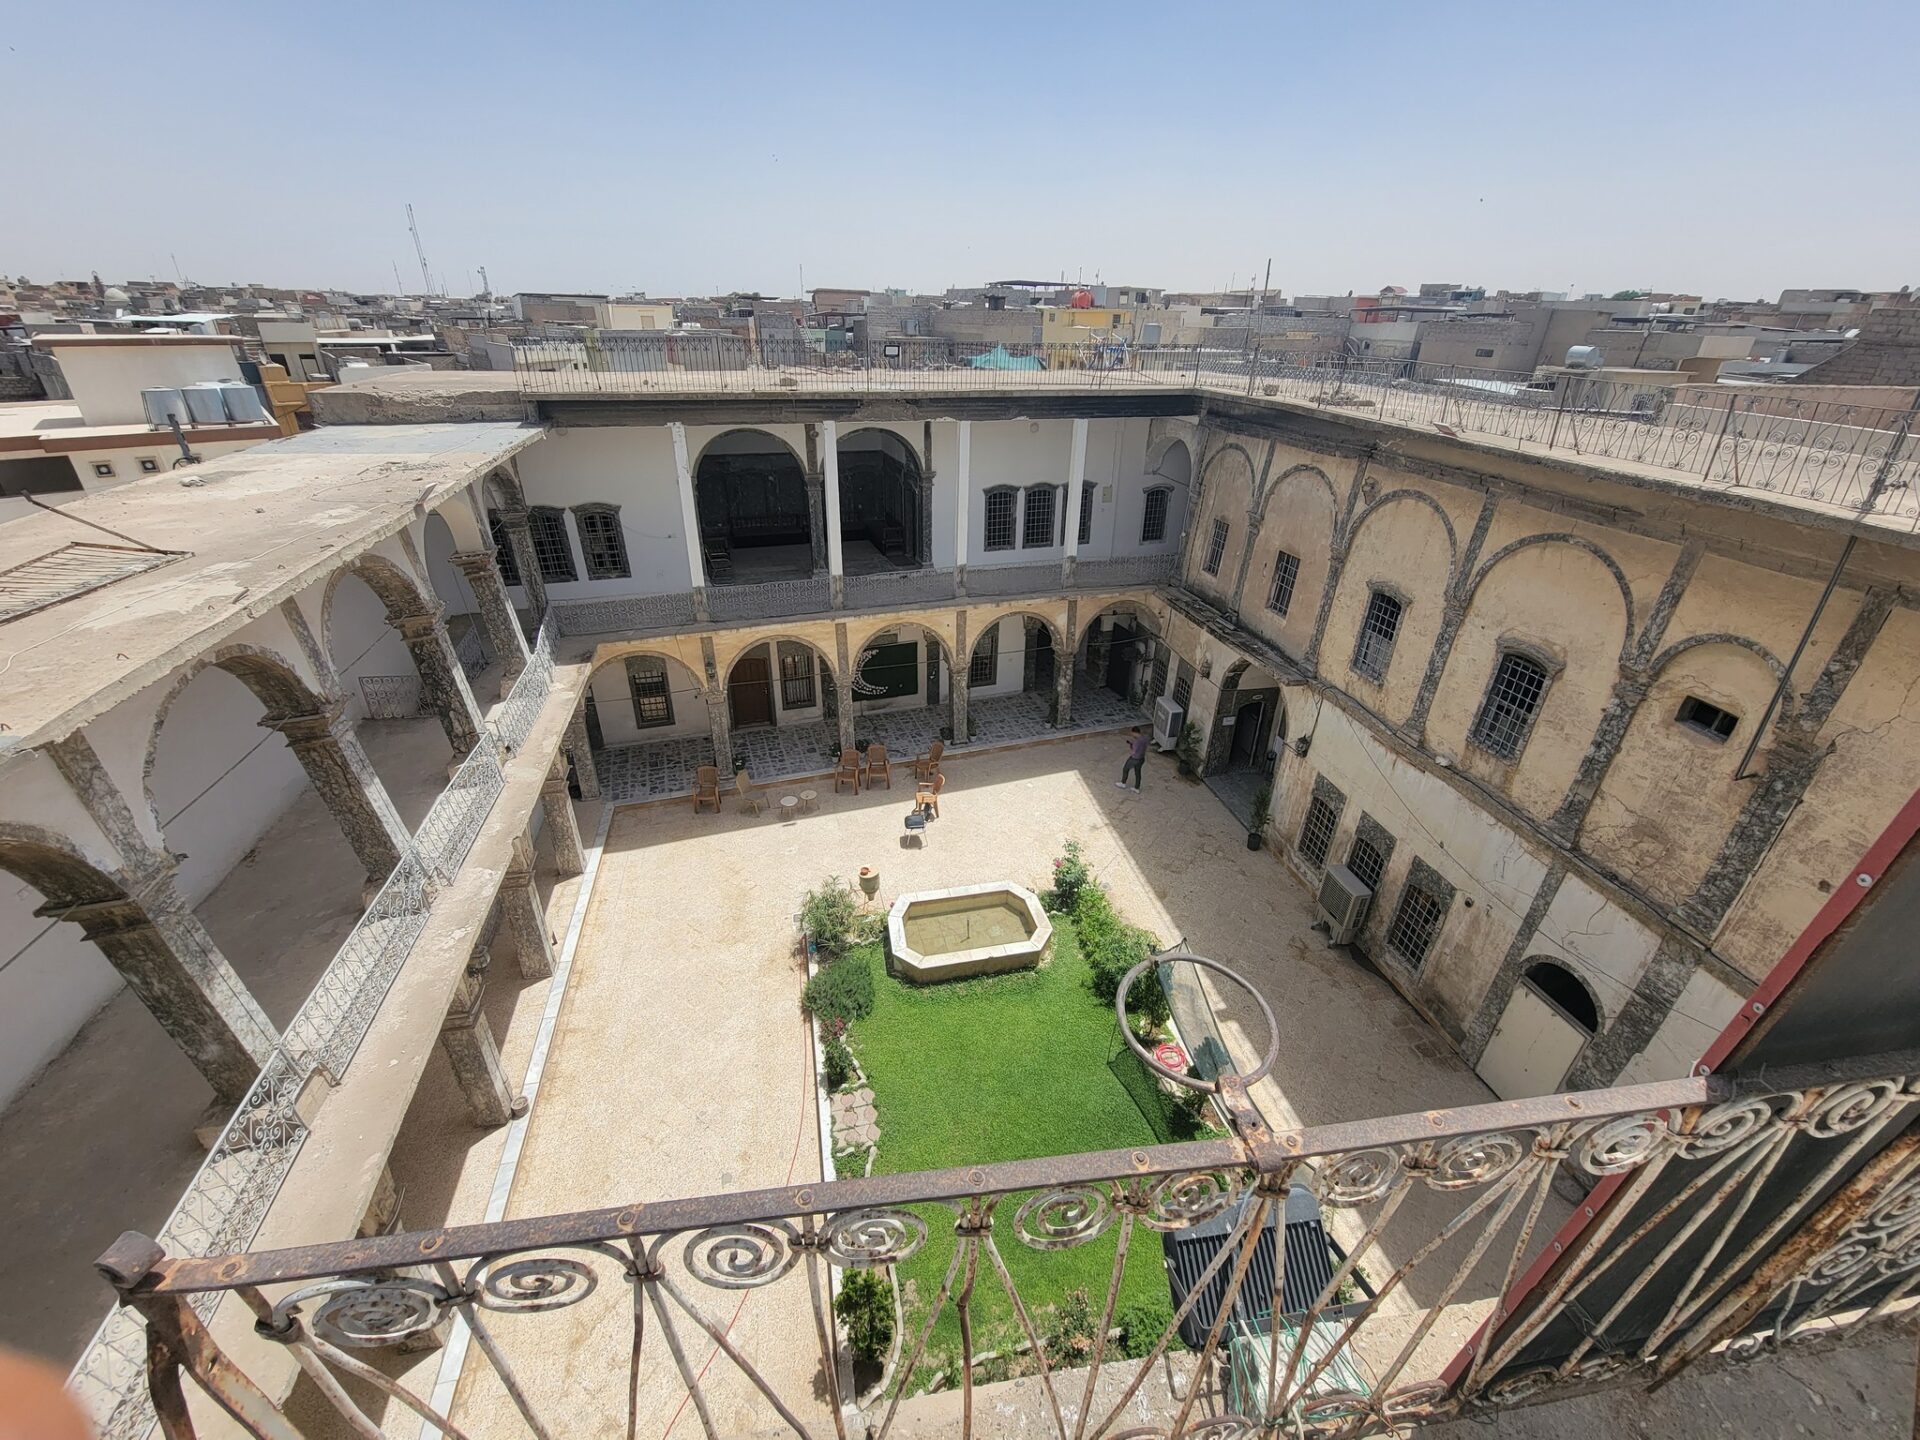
1114;950;1279;1094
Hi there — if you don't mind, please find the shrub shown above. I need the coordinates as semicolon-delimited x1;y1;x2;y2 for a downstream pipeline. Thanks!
1075;887;1164;1022
1043;1287;1100;1365
801;878;861;959
835;1269;895;1365
1115;1297;1176;1359
822;1033;856;1091
803;954;875;1024
1042;839;1093;912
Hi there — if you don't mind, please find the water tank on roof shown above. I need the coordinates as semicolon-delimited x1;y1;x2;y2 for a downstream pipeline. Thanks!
181;384;229;424
216;383;269;424
1070;289;1094;309
142;387;188;429
1565;345;1604;370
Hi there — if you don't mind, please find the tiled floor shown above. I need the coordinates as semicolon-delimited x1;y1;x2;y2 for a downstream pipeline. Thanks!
588;733;716;801
1205;765;1267;830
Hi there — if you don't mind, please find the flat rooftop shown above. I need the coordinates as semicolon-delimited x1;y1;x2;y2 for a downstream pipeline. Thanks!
0;421;541;756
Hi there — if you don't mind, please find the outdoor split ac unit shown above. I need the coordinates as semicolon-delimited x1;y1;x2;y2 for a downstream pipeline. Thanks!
1152;695;1185;751
1318;864;1372;946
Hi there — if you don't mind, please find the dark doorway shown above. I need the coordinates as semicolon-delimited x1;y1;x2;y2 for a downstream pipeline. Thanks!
694;432;811;584
838;430;924;566
1030;622;1055;693
1104;622;1138;699
730;652;775;728
1230;695;1272;769
583;691;605;749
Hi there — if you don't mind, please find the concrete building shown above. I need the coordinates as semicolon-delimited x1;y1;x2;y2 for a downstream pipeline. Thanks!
7;349;1918;1438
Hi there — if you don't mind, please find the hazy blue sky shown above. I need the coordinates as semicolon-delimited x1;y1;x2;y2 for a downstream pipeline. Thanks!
7;1;1916;301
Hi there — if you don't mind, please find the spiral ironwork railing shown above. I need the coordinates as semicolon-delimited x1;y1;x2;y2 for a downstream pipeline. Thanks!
79;956;1920;1438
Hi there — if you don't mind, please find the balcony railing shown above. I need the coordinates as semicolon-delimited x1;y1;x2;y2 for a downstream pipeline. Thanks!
77;952;1920;1439
512;336;1920;524
68;622;562;1440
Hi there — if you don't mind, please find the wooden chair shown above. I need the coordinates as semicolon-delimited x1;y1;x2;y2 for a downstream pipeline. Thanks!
866;742;892;789
915;771;947;818
834;747;862;795
693;765;722;814
734;768;764;816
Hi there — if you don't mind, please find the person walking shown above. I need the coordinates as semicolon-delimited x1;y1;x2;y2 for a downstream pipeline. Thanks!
1117;726;1149;792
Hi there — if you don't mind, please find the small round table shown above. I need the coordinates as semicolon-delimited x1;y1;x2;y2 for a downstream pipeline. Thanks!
798;789;818;814
779;794;800;820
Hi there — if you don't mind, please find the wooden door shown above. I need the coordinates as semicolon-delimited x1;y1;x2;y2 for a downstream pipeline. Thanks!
730;655;774;728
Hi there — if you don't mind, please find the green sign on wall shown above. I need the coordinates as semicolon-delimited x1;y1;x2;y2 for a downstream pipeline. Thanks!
853;641;919;700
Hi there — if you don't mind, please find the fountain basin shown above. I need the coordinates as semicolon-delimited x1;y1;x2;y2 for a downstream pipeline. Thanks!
886;882;1052;983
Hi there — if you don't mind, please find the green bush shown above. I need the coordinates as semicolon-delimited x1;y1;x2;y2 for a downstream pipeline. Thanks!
835;1268;895;1365
803;954;875;1025
1043;1287;1100;1365
1075;888;1167;1023
1115;1297;1177;1359
801;878;861;959
822;1033;856;1091
1042;839;1093;912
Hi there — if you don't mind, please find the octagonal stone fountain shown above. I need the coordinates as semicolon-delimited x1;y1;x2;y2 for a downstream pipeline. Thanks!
886;881;1052;983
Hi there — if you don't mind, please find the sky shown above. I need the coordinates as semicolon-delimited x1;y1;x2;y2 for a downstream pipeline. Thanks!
6;1;1917;302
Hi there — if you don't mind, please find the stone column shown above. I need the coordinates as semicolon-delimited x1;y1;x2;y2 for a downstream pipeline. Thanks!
803;423;830;578
1055;602;1078;726
61;892;276;1103
541;757;585;878
951;610;970;743
821;420;846;608
399;612;487;756
1062;418;1088;587
450;548;531;692
670;424;709;622
501;835;555;981
953;421;972;596
565;708;600;801
440;956;526;1127
494;508;548;623
266;705;413;884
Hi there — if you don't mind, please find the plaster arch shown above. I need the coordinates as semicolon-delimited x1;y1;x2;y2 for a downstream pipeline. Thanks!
1242;465;1341;660
1321;492;1458;723
1466;534;1637;664
1344;489;1461;579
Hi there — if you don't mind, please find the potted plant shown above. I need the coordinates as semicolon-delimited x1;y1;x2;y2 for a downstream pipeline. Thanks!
731;750;749;774
1175;722;1204;779
1246;781;1272;851
858;865;880;898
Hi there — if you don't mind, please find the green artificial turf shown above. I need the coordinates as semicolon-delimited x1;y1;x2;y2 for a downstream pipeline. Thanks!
843;917;1198;1380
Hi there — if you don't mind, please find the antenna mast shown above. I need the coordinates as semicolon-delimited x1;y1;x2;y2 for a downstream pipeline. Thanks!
407;203;434;295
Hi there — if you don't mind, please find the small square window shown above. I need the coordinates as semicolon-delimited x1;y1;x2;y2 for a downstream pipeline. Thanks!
1676;695;1739;741
138;457;161;474
92;462;116;478
1299;796;1339;867
1475;347;1496;359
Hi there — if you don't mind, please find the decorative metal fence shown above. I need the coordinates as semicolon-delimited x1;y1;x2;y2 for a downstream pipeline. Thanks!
359;673;422;719
452;622;489;681
1075;554;1179;589
707;576;834;622
966;561;1068;598
841;567;960;609
68;620;566;1440
81;948;1920;1440
552;591;699;637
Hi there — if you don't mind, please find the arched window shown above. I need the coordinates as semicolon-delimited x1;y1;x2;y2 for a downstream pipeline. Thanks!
574;504;630;580
1524;960;1599;1034
1471;651;1552;760
528;506;577;583
1140;486;1172;544
983;487;1017;551
488;511;520;586
1203;517;1229;576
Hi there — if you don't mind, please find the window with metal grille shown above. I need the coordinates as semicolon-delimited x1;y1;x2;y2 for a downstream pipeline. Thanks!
528;507;576;583
1203;517;1229;576
1346;835;1385;892
1470;652;1550;759
969;622;999;687
1351;589;1403;680
780;645;817;708
1268;551;1300;616
1173;673;1192;709
1298;796;1339;867
1022;484;1056;549
1387;882;1447;967
1141;486;1171;544
488;512;520;586
625;656;673;728
574;505;630;580
1077;483;1094;546
983;487;1017;551
1676;695;1739;741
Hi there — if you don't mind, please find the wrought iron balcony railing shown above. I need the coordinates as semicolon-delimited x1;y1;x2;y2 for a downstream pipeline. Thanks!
79;953;1920;1439
511;336;1920;524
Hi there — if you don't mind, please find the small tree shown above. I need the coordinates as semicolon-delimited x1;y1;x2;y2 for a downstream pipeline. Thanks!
1043;839;1093;912
1175;722;1204;776
801;877;861;958
835;1268;895;1365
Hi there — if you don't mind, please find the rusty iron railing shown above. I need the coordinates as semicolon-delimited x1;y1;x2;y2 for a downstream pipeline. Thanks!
78;954;1920;1438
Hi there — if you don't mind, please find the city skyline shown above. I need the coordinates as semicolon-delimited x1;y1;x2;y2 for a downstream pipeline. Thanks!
7;0;1917;301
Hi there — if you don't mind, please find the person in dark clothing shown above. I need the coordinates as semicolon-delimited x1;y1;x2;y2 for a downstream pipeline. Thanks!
1118;726;1149;792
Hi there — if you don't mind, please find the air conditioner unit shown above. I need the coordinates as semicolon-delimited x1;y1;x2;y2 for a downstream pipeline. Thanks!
1317;864;1372;946
1152;695;1185;751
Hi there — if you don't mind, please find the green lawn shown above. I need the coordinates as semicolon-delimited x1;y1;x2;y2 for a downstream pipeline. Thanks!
844;916;1199;1380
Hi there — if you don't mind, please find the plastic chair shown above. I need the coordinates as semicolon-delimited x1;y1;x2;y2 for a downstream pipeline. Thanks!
834;747;862;795
926;739;946;768
867;742;892;789
914;771;946;818
734;768;764;815
693;765;722;814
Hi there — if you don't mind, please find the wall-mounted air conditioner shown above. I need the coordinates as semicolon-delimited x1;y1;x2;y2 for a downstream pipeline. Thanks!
1318;864;1372;946
1152;695;1184;751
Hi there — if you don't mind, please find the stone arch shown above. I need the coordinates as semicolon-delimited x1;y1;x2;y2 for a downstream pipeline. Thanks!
1345;489;1460;578
581;646;711;753
965;605;1069;666
837;426;928;566
322;552;438;651
1253;463;1338;525
691;426;806;477
1467;534;1637;663
693;429;812;578
1146;435;1194;485
1650;631;1789;686
482;466;525;511
0;821;132;910
1521;958;1602;1035
432;492;490;554
849;618;956;676
721;632;837;725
